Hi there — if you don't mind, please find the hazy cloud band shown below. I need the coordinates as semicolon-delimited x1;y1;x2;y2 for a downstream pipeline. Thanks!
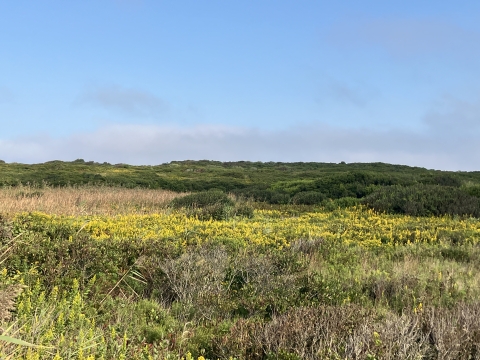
0;122;477;171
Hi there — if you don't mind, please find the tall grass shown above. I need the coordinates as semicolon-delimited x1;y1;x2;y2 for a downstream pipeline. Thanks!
0;185;184;216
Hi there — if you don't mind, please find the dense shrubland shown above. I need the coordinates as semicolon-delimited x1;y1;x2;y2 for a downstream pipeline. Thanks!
362;184;480;217
2;160;480;217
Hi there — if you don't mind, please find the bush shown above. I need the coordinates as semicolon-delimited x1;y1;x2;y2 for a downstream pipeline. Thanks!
234;204;255;218
269;192;290;205
170;190;234;209
420;173;462;187
322;197;360;211
188;203;234;221
292;191;325;205
233;189;291;205
464;185;480;198
233;189;271;203
170;191;254;220
363;185;480;217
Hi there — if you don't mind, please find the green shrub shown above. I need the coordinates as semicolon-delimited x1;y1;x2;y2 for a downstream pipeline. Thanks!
234;204;254;218
170;190;234;209
419;173;462;187
269;192;290;205
291;191;325;205
362;185;480;217
464;185;480;198
233;189;291;205
322;197;360;211
170;191;254;220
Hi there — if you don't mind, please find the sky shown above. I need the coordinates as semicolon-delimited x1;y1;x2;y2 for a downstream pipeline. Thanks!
1;1;480;170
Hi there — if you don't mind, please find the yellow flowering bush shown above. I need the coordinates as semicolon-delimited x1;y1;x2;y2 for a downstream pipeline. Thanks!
15;207;480;248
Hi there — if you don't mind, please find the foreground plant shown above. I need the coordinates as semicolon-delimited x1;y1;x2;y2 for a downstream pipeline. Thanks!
2;207;480;359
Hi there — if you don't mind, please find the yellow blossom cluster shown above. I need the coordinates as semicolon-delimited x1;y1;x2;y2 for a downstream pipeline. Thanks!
16;207;480;248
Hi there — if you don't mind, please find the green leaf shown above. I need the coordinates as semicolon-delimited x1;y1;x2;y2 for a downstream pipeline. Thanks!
0;335;53;349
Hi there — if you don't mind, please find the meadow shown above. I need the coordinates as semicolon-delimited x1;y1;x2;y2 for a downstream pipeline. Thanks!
1;184;480;359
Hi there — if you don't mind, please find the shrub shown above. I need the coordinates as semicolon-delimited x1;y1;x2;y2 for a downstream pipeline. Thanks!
170;191;254;220
233;189;291;205
464;185;480;198
322;197;360;211
188;202;234;221
170;191;234;220
237;189;272;202
170;190;234;209
234;204;254;218
292;191;325;205
363;185;480;217
269;192;290;205
420;173;462;187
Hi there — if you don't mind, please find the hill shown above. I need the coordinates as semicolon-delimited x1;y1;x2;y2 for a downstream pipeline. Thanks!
2;159;480;216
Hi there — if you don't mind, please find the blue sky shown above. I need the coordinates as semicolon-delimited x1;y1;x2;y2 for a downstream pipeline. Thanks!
1;1;480;170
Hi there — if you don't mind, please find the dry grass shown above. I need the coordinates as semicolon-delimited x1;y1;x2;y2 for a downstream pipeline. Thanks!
217;303;480;360
0;185;185;216
0;285;25;322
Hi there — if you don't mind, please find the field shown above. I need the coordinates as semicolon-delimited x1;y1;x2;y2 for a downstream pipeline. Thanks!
0;185;182;216
1;184;480;359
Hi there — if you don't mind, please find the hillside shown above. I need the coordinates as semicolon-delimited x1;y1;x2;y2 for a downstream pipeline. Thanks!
2;160;480;217
1;159;479;190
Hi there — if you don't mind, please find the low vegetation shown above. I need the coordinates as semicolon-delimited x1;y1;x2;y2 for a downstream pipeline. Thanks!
0;185;182;216
169;190;253;221
363;184;480;217
2;161;480;359
2;160;480;217
1;195;480;358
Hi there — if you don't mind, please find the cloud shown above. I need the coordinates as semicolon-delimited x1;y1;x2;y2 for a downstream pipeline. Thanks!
327;17;480;58
78;85;169;118
0;115;479;170
424;95;480;133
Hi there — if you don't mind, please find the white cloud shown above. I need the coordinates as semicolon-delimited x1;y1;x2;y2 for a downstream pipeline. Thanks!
77;85;169;118
0;118;478;170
